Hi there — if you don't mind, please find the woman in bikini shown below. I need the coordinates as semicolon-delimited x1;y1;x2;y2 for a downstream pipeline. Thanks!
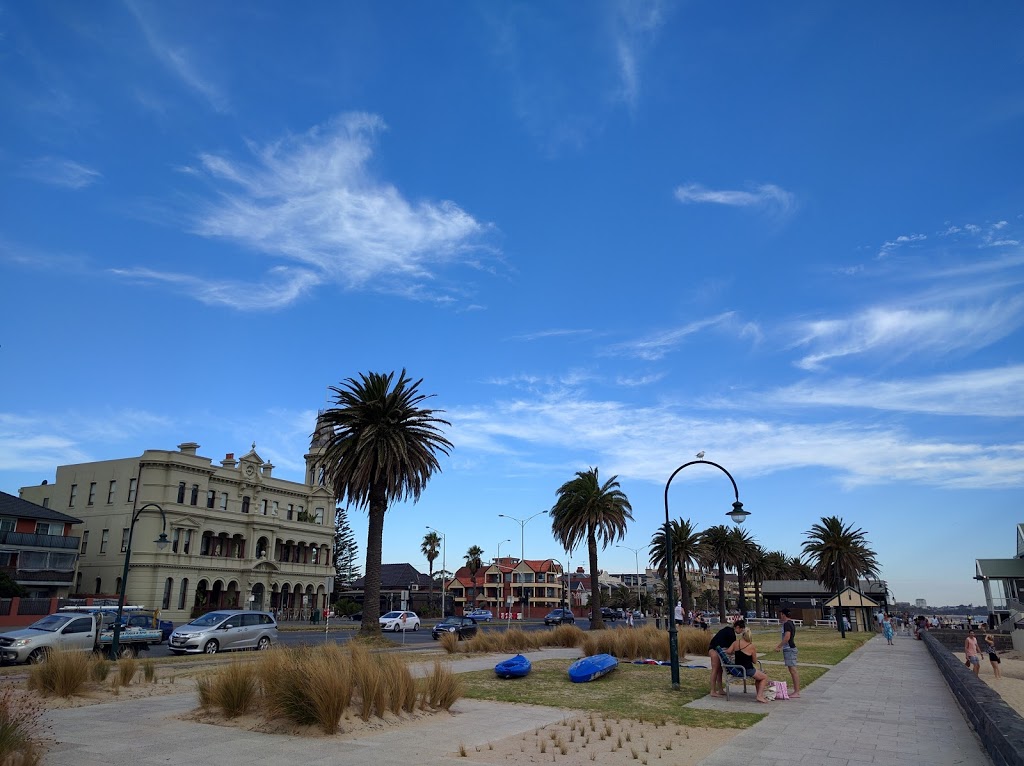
725;627;771;703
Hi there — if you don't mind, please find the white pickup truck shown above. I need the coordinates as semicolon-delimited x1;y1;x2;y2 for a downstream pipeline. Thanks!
0;609;163;664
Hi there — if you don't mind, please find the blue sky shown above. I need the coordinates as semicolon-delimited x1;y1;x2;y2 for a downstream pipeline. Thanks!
1;2;1021;607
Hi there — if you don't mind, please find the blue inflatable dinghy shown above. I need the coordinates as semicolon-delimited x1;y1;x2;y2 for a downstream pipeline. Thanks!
495;654;532;679
568;653;618;683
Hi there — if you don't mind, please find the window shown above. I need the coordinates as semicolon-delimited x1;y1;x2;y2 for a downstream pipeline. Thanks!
260;499;267;515
100;529;109;554
107;480;117;504
120;528;129;553
65;618;93;635
34;522;54;536
206;490;215;508
128;477;137;502
178;578;189;609
162;578;173;610
69;484;77;507
75;572;82;592
287;504;294;520
311;547;319;564
241;496;250;514
172;528;181;553
183;529;192;554
94;577;102;594
115;577;122;594
42;497;49;508
314;507;324;525
220;492;228;510
87;482;96;505
176;482;186;503
80;531;89;555
190;484;199;505
272;501;279;516
317;466;326;486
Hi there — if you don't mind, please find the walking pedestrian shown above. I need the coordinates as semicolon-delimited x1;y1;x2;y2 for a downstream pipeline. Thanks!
883;612;894;645
674;601;684;626
964;630;981;676
773;608;801;697
982;633;1001;679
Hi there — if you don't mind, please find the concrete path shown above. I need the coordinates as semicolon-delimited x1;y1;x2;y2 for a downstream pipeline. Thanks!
693;634;992;766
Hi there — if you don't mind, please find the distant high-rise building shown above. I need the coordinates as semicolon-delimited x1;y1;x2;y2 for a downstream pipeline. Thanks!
915;598;927;608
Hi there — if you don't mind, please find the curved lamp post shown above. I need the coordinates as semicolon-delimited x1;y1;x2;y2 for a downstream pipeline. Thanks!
111;503;169;659
664;459;748;690
616;544;644;615
426;526;447;618
545;558;565;611
496;538;510;612
499;511;545;619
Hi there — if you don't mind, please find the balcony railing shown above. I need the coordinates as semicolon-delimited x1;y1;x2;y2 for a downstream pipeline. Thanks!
0;531;80;550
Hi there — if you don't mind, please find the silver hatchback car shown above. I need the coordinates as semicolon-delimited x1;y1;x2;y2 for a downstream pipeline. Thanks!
168;610;277;655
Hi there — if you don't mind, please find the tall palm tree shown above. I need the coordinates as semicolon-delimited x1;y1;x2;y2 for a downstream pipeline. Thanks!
801;516;880;591
787;556;816;580
421;531;441;615
549;467;633;630
729;527;757;615
743;545;769;618
649;518;702;614
319;370;452;635
700;525;744;622
465;545;484;609
763;550;790;580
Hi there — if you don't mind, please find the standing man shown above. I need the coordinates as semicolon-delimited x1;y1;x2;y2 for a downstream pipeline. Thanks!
964;630;981;677
674;601;684;626
774;608;801;698
708;619;741;697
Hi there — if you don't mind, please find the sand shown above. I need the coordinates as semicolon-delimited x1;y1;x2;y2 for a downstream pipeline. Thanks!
956;648;1024;717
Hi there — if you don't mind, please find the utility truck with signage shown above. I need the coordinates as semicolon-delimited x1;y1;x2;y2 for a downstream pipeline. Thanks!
0;606;165;664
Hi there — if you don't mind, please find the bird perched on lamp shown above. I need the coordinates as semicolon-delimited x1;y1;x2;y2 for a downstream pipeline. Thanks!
695;451;705;459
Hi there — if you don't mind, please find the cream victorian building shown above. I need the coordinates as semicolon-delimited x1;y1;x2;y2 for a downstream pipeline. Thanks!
19;436;336;625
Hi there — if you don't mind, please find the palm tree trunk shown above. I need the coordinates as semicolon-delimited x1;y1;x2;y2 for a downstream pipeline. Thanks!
427;560;435;615
360;487;386;635
588;528;603;630
676;561;691;616
717;558;727;623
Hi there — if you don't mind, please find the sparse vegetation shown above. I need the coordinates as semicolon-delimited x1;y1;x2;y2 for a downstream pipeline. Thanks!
0;688;44;766
116;657;138;687
142;659;157;683
26;648;92;698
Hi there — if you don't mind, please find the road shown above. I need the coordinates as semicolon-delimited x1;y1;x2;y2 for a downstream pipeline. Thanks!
146;617;651;658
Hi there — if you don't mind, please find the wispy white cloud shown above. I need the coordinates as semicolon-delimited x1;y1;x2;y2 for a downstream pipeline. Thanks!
940;219;1020;248
877;232;926;259
112;114;492;309
791;299;1024;371
126;0;229;113
512;329;593;342
674;182;796;216
19;157;101;189
448;390;1024;490
109;265;320;311
606;312;740;360
610;0;668;110
759;365;1024;417
615;373;665;387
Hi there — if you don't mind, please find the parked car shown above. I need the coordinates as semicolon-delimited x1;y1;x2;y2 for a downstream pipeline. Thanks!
589;607;618;621
168;610;278;655
466;609;493;622
431;616;479;640
613;608;626;619
379;611;420;632
349;612;362;621
544;609;575;626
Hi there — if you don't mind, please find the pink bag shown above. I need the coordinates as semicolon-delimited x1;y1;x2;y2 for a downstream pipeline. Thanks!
771;681;790;700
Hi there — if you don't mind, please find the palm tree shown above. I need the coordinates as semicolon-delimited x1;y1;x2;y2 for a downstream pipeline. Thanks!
787;556;816;580
699;525;744;622
465;545;484;609
801;516;880;592
743;545;769;618
729;527;757;616
549;467;633;630
649;518;702;614
319;370;453;635
421;531;441;615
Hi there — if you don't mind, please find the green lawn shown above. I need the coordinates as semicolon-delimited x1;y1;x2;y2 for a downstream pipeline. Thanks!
748;627;874;666
458;658;827;729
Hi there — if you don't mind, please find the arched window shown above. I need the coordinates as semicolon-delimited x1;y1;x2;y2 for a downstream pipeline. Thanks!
115;577;122;595
241;496;250;514
176;482;186;503
190;484;199;505
162;577;174;610
178;578;189;610
94;577;102;594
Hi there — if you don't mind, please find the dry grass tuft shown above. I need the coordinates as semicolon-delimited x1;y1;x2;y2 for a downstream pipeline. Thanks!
420;659;462;711
680;627;711;656
0;688;45;766
142;658;157;683
90;658;111;683
26;648;92;698
116;657;138;687
439;631;460;654
548;624;585;647
303;643;353;733
209;662;260;718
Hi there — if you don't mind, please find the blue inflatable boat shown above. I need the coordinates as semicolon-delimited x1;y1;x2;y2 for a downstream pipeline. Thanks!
495;653;532;679
568;653;618;683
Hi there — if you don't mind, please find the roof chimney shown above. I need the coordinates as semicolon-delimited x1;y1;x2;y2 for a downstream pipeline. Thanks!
178;442;200;456
222;452;237;468
262;463;274;478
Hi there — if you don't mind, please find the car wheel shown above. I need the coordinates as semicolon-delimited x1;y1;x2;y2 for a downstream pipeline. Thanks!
257;637;271;651
393;623;401;632
203;640;219;654
412;622;419;631
116;644;136;659
27;648;48;664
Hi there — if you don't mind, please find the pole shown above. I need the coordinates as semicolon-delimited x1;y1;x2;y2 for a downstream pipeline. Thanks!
498;511;544;619
617;544;643;616
663;459;747;690
427;526;447;618
111;502;169;659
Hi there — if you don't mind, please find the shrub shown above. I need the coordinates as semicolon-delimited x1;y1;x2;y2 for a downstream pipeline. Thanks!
419;659;462;711
142;659;156;683
499;628;541;653
548;624;584;648
379;654;416;715
210;662;260;718
90;658;111;683
303;644;353;733
680;628;710;656
117;657;138;687
26;648;91;698
439;632;460;654
258;647;318;726
0;688;44;766
196;676;214;709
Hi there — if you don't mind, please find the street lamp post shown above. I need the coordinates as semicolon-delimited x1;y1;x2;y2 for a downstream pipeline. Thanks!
617;544;644;616
426;526;447;618
111;502;170;659
547;558;565;613
498;511;545;619
496;538;510;613
664;459;748;690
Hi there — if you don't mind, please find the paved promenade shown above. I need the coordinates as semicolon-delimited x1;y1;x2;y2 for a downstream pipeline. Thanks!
39;638;992;766
694;634;991;766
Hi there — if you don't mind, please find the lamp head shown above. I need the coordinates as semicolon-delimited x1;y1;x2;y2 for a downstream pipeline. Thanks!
154;532;170;550
727;501;750;525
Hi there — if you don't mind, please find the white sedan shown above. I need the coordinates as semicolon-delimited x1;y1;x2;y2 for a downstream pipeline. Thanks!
379;611;420;632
